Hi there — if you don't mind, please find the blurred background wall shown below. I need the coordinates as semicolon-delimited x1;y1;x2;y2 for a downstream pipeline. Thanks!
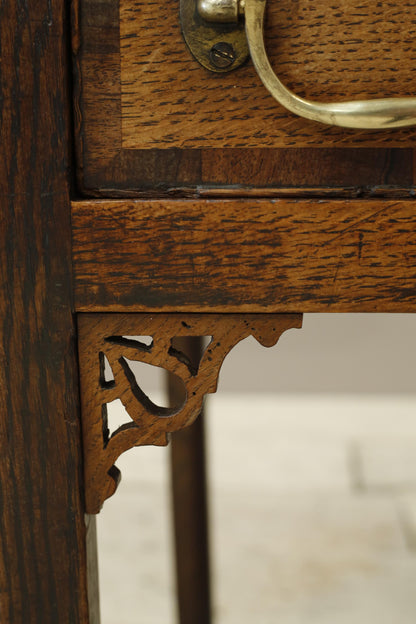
217;313;416;393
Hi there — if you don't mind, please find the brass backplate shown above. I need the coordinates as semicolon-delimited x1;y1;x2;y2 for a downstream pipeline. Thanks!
180;0;249;73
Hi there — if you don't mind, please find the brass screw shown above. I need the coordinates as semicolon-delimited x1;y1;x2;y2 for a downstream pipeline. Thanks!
209;42;236;69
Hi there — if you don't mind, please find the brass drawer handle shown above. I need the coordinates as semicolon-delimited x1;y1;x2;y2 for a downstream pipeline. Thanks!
245;0;416;129
182;0;416;129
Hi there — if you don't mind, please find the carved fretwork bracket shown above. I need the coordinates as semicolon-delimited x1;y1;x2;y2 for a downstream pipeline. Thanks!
78;313;303;513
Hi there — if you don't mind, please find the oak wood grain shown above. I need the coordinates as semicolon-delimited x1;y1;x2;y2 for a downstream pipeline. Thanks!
0;1;98;622
120;0;416;149
200;148;414;189
74;0;416;194
72;198;416;313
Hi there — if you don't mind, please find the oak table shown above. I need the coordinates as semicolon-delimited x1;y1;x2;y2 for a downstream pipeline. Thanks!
2;1;416;623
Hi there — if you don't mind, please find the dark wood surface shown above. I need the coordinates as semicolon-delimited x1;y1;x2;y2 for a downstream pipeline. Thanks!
169;338;211;624
0;1;98;622
73;0;416;195
73;198;416;313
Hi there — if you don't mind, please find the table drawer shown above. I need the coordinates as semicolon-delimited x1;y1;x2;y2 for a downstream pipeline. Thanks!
73;0;416;196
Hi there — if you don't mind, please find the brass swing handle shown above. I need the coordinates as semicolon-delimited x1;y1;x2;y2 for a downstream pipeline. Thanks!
199;0;416;130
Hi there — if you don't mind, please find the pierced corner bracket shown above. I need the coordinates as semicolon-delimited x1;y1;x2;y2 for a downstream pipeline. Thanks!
78;313;302;513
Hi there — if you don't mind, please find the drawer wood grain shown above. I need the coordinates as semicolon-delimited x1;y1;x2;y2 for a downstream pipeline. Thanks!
73;0;416;195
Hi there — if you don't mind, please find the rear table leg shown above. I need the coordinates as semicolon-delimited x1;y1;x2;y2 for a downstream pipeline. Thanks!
169;337;211;624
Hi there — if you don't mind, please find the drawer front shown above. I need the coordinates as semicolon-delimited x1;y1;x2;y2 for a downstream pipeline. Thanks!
73;0;416;195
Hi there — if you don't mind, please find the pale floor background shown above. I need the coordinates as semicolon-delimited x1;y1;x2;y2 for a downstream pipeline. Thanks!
97;315;416;623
